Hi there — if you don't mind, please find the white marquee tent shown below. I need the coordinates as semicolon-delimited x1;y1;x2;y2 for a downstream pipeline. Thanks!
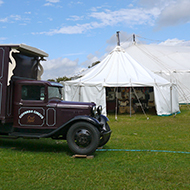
126;42;190;104
64;46;179;116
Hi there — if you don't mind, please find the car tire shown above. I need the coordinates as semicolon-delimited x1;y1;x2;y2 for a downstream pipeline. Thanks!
67;122;100;155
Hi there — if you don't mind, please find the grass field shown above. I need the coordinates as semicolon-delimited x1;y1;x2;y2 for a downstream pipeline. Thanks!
0;106;190;190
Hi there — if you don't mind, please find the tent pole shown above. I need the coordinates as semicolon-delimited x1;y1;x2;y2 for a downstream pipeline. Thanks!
79;86;81;102
115;87;118;120
130;87;131;117
132;87;149;120
79;80;81;102
170;83;173;114
133;34;136;44
116;31;120;46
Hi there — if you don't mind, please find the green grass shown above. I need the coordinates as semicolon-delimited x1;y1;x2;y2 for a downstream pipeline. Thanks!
0;106;190;189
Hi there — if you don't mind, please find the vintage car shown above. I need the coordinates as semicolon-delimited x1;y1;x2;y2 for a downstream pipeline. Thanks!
0;44;111;155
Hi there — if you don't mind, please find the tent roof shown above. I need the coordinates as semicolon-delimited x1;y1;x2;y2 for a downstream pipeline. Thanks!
67;46;170;87
126;43;190;73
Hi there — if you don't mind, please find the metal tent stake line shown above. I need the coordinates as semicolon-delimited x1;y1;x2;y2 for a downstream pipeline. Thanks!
96;149;190;154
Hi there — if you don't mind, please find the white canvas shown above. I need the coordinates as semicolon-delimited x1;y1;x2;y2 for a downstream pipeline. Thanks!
64;46;179;116
126;43;190;104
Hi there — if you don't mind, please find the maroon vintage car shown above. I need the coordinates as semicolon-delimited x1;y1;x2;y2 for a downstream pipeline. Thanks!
0;44;111;155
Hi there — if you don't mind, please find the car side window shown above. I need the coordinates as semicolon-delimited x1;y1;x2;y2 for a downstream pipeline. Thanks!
21;85;45;101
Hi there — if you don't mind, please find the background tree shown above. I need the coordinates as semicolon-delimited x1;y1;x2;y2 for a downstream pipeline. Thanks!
88;61;100;68
47;79;56;82
56;76;71;83
48;76;71;82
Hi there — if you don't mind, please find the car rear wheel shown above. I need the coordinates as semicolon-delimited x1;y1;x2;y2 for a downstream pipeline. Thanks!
66;122;100;155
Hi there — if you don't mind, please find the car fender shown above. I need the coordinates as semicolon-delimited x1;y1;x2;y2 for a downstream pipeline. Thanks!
67;115;102;129
44;115;102;138
98;114;109;124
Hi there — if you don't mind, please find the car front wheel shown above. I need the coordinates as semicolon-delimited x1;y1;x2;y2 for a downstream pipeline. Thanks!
66;122;100;155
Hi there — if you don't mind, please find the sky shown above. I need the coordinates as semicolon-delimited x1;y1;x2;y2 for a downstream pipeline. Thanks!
0;0;190;80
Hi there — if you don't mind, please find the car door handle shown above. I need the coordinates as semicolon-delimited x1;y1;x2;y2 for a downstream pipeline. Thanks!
19;102;23;106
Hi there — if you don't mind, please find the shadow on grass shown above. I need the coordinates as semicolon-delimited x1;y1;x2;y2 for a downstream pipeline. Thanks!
0;138;72;155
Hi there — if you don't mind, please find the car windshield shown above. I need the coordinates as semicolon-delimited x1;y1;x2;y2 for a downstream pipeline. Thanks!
48;86;62;100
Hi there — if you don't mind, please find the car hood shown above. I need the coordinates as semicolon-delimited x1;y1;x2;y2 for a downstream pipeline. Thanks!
48;99;96;110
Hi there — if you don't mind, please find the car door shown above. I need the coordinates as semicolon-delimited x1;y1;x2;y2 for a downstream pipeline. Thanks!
14;82;58;130
15;84;47;129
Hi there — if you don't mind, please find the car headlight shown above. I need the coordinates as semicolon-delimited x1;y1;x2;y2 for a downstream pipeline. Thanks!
97;105;102;115
92;106;97;116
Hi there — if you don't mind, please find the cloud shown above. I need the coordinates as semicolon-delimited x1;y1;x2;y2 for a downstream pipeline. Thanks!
0;18;8;22
47;0;60;2
66;15;84;21
0;15;20;23
0;0;3;6
137;0;190;29
41;57;82;80
25;12;31;14
89;8;160;26
39;23;94;35
44;0;60;6
159;38;190;46
48;17;53;21
138;0;171;8
10;15;22;21
68;1;84;6
44;3;52;6
38;7;160;35
90;4;110;12
38;0;190;35
0;14;30;23
81;53;100;68
41;50;103;80
155;0;190;28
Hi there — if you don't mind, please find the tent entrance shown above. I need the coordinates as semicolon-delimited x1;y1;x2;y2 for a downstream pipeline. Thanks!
106;87;155;115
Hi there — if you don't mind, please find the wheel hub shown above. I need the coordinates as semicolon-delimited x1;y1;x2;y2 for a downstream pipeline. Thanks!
75;129;92;147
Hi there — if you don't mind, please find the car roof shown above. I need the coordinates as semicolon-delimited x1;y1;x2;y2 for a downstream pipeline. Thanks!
0;44;48;57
